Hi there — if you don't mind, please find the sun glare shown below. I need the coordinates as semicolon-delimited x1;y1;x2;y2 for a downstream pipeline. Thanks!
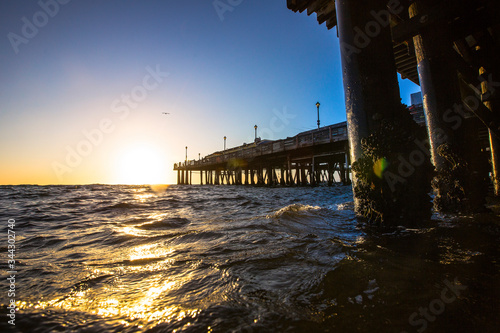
113;143;166;185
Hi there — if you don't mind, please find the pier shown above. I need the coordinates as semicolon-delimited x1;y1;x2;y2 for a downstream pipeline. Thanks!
174;122;351;186
175;0;500;223
285;0;500;222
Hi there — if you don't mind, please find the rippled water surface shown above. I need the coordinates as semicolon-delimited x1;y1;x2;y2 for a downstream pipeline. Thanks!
0;185;499;332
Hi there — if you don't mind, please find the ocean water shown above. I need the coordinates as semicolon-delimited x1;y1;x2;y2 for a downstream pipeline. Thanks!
0;185;499;333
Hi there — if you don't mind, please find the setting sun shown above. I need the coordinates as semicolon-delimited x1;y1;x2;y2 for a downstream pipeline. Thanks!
112;143;167;185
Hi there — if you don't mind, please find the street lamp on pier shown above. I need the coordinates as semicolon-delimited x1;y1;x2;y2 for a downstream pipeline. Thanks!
254;125;258;141
185;146;188;162
224;136;226;151
316;102;321;129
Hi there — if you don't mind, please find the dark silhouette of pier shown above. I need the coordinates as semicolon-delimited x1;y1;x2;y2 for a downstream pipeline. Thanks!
174;122;351;186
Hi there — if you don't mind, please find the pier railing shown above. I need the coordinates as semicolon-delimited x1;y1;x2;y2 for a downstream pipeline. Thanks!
175;122;347;169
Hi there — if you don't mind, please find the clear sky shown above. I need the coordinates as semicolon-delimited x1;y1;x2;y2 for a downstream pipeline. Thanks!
0;0;420;185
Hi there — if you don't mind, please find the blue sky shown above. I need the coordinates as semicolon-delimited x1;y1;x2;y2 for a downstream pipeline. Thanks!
0;0;420;184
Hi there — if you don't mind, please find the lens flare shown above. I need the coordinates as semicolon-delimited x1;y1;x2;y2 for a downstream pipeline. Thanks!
373;158;388;178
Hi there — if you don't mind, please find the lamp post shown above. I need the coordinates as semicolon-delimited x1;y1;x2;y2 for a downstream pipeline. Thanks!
199;153;201;160
224;136;226;151
316;102;321;129
185;146;188;161
254;125;258;141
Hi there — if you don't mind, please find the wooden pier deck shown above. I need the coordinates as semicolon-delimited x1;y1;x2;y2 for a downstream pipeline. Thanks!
174;122;350;186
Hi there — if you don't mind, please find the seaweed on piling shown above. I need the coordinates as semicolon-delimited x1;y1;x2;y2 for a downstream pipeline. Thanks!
351;104;433;226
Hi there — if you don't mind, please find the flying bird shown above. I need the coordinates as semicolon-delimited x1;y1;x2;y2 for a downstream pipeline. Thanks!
162;112;170;115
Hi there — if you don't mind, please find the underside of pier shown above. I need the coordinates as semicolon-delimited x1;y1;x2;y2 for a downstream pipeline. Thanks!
288;0;500;223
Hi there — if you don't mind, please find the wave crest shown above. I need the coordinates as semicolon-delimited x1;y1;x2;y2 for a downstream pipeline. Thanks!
266;204;321;219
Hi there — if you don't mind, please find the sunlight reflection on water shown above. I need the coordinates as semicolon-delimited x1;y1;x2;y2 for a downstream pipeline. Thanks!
3;185;499;332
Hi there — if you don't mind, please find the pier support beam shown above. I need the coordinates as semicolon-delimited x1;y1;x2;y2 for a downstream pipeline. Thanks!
489;133;500;196
311;157;316;187
409;0;482;212
336;0;402;210
316;163;321;185
301;165;307;186
328;162;333;186
480;66;500;196
287;156;292;185
268;166;274;186
339;161;346;184
344;147;351;185
294;165;298;185
409;1;458;172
